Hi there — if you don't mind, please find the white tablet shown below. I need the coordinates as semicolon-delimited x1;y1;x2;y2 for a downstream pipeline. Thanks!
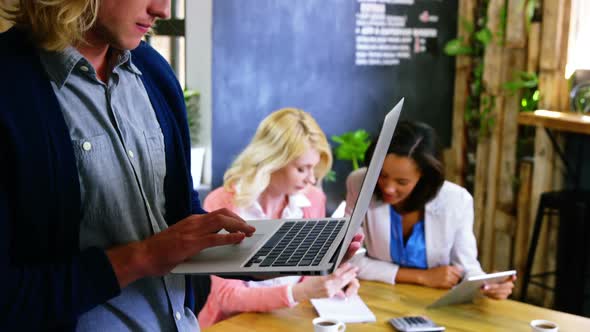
427;270;516;308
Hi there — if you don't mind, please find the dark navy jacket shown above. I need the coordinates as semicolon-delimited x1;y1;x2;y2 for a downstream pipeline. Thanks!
0;28;207;331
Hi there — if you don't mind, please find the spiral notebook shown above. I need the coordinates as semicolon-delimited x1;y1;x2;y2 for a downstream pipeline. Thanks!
311;295;377;323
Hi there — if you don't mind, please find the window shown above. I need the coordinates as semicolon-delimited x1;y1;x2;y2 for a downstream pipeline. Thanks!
146;0;186;87
566;0;590;78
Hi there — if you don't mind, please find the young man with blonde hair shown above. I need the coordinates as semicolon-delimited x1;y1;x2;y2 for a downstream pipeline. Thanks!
0;1;256;331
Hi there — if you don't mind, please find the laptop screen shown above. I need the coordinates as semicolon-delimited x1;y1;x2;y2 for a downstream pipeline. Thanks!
332;99;403;268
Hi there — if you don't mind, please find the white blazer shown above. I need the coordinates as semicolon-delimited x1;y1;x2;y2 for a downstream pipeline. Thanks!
346;168;484;284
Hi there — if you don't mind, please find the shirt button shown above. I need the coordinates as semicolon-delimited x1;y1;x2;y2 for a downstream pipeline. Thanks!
175;312;182;320
128;150;134;158
80;65;89;72
82;141;92;151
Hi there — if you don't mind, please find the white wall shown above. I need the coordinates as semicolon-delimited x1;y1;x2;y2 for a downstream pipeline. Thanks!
186;0;212;187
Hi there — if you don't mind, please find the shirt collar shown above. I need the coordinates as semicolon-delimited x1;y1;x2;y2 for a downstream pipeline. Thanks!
39;46;84;88
39;47;142;88
118;51;143;75
239;191;312;220
283;191;312;211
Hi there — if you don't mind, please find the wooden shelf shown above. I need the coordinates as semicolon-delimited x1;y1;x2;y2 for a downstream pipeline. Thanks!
518;110;590;135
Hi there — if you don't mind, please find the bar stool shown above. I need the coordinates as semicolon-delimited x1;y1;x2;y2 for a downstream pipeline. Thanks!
520;190;590;315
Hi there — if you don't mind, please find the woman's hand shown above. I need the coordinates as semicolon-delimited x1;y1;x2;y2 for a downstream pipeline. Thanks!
481;275;516;300
340;233;364;263
417;265;463;289
292;263;360;302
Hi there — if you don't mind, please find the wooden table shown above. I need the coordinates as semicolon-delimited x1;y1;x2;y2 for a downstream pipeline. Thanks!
204;281;590;331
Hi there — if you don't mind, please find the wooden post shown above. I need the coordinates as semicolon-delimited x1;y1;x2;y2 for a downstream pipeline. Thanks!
512;159;533;299
558;0;573;112
490;48;526;271
450;66;470;185
497;49;525;210
448;0;476;185
540;0;566;71
473;138;490;247
455;0;476;72
443;148;455;184
481;94;505;270
483;42;504;95
482;0;506;95
527;22;541;73
493;211;513;272
479;0;519;271
506;0;527;48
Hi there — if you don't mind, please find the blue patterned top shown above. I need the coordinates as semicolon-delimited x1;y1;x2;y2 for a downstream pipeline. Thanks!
389;205;428;269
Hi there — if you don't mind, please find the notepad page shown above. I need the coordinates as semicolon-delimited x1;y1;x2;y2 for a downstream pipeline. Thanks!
311;295;377;323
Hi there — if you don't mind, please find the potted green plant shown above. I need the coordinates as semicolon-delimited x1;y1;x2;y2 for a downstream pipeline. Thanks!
325;129;372;182
183;89;200;146
184;89;206;187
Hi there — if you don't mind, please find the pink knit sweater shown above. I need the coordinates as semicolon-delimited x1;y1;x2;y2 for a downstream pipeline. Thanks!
197;185;327;328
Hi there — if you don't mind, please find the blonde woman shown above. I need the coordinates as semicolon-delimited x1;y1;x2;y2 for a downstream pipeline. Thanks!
198;108;360;328
0;1;256;331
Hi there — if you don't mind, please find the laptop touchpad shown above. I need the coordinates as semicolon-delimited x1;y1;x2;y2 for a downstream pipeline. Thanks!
188;234;266;263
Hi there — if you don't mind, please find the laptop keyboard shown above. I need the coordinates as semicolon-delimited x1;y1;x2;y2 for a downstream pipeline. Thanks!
244;220;346;268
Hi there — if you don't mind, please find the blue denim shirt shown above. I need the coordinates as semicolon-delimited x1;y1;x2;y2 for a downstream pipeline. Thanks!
39;47;199;332
389;205;428;269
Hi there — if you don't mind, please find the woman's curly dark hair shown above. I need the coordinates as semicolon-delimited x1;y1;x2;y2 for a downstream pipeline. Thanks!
365;120;445;213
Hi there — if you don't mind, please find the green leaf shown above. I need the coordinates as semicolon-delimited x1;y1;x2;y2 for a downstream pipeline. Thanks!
331;136;345;144
444;38;473;56
481;95;489;107
352;130;370;141
183;89;200;102
464;112;471;121
503;81;522;91
475;28;493;46
474;62;484;79
323;170;336;183
460;18;475;34
331;129;372;169
502;71;539;93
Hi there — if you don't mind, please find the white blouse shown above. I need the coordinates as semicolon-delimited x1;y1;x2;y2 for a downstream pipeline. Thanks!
346;168;485;284
236;192;312;220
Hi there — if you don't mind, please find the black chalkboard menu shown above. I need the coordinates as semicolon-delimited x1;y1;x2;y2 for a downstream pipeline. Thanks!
211;0;458;209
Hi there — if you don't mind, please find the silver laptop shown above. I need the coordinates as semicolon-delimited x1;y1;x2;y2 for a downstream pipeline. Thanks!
172;99;403;276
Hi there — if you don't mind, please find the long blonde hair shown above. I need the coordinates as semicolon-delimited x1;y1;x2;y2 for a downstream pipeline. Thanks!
0;0;99;51
224;108;333;208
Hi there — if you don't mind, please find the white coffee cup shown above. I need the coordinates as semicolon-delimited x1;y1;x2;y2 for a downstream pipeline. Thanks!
312;317;346;332
530;319;559;332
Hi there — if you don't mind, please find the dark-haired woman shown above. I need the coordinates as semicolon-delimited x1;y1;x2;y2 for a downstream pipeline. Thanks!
346;121;515;300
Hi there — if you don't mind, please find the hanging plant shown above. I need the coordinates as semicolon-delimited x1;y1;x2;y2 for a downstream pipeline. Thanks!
442;0;497;191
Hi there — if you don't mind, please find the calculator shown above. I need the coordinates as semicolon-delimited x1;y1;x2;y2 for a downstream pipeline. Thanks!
388;316;445;332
